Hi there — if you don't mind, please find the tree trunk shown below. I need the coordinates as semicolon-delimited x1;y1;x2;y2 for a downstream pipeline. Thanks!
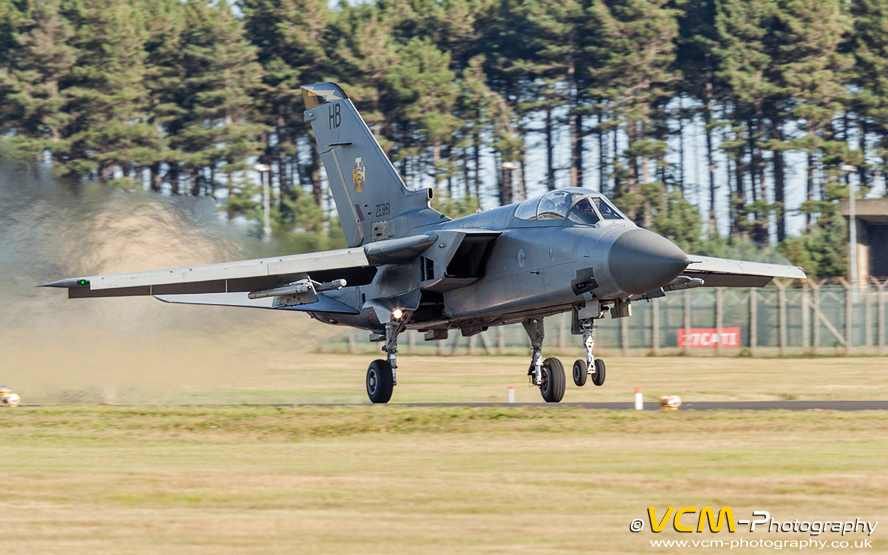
612;124;619;195
858;116;868;188
748;119;767;244
473;132;481;201
517;158;527;202
705;104;717;237
462;144;470;198
278;156;288;202
626;121;638;196
545;107;555;190
170;163;180;196
310;138;322;205
806;124;815;231
432;141;441;194
733;137;748;240
445;145;454;198
276;115;289;198
678;95;685;196
772;122;786;243
150;162;162;193
574;112;584;188
597;106;607;194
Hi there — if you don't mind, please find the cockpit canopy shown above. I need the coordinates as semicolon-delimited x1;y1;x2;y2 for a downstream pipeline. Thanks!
513;187;629;226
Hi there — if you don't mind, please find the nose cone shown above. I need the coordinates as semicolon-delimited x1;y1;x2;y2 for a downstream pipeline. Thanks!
608;229;690;295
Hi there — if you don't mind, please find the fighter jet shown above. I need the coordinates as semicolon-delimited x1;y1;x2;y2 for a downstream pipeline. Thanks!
43;83;806;403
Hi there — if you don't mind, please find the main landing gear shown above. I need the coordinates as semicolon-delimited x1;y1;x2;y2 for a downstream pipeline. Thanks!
522;312;606;403
366;320;403;403
522;318;565;402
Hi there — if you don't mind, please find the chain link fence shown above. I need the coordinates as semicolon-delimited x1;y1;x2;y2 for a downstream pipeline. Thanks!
322;280;888;357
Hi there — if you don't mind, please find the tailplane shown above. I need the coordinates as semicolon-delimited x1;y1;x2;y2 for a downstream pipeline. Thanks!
301;83;442;247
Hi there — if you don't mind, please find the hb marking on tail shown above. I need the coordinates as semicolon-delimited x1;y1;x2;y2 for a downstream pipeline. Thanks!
300;82;445;247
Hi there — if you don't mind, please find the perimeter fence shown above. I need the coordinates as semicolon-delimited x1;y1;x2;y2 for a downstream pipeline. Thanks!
322;280;888;357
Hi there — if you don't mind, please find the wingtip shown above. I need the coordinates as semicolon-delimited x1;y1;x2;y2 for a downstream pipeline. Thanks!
40;278;90;288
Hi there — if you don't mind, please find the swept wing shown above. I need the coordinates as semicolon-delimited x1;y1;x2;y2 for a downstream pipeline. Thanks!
42;234;438;306
683;255;806;287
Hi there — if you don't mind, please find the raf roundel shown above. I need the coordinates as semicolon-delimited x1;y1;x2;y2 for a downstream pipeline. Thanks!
517;249;526;268
352;157;366;193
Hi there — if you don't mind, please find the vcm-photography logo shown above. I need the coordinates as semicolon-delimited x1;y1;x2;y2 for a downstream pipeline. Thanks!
629;507;878;537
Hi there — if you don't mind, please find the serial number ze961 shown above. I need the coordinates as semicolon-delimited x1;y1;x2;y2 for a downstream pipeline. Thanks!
375;203;390;217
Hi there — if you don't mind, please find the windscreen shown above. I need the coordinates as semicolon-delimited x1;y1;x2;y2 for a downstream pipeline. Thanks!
567;198;601;225
591;197;625;220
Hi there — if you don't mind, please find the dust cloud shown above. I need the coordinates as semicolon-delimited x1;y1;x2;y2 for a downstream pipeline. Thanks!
0;168;340;404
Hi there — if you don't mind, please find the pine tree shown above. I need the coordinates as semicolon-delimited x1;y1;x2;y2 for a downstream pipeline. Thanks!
386;36;459;191
174;0;267;199
140;0;188;192
849;0;888;189
714;0;784;242
587;0;680;226
676;0;722;237
60;0;161;185
0;0;76;163
242;0;332;205
776;0;853;229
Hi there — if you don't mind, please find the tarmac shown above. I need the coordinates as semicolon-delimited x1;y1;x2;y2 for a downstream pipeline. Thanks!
301;400;888;411
17;401;888;410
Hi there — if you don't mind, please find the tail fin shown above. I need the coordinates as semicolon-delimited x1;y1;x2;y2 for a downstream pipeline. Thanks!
301;83;439;247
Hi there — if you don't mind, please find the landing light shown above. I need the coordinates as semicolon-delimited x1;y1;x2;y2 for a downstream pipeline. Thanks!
392;308;404;320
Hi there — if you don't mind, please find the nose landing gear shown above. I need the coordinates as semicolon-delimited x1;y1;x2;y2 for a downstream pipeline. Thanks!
572;319;605;387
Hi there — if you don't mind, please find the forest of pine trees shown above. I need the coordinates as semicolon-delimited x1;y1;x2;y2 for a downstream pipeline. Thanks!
2;0;886;278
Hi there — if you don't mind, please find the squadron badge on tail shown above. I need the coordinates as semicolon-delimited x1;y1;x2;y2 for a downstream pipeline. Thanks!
353;157;365;193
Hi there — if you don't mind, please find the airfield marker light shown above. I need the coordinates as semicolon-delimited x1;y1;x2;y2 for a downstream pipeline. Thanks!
634;387;643;411
507;385;515;403
391;308;403;321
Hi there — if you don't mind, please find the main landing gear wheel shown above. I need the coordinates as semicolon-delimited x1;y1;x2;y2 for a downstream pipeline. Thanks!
572;359;587;387
366;359;394;404
592;359;606;386
540;358;565;403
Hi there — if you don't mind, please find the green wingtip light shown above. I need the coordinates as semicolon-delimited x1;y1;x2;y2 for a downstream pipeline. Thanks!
78;279;89;286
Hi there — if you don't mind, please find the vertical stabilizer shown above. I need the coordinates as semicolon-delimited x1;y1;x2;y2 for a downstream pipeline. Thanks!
301;83;440;247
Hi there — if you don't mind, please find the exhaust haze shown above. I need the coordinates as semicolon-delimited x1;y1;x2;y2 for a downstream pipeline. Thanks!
0;168;338;404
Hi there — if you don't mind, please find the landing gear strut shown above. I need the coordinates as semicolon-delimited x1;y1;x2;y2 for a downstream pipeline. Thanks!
573;317;605;387
366;321;403;404
522;318;565;402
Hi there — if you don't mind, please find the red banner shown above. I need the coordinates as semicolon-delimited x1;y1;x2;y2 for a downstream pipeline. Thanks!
677;327;741;349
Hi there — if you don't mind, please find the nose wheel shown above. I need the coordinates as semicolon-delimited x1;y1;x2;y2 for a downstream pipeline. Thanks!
572;360;587;386
572;314;607;387
573;358;606;386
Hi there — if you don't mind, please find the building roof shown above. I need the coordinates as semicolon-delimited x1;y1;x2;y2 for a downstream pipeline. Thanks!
839;198;888;223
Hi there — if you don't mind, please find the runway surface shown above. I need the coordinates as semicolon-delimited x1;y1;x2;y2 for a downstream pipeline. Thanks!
19;401;888;410
291;400;888;411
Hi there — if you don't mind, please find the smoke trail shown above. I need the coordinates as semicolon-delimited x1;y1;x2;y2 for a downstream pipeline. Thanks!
0;168;339;404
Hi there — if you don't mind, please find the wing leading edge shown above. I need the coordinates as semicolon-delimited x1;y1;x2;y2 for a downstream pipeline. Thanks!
42;233;438;299
683;255;806;287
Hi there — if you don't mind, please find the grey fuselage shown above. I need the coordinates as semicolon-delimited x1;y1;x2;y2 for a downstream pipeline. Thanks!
308;193;689;335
